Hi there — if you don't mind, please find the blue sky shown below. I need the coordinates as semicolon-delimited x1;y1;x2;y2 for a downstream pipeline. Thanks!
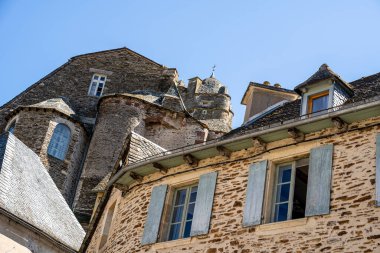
1;0;379;128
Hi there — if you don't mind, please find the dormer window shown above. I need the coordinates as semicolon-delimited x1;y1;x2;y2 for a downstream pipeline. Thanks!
308;90;329;113
88;74;107;97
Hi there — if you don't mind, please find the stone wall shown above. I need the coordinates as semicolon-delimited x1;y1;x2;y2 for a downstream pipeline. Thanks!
74;95;208;223
86;116;380;253
0;48;169;131
10;109;87;206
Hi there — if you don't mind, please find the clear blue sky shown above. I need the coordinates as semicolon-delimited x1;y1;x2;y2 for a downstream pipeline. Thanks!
1;1;379;128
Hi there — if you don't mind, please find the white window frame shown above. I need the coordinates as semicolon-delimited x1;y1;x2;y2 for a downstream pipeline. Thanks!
167;184;198;241
270;158;309;223
88;74;107;97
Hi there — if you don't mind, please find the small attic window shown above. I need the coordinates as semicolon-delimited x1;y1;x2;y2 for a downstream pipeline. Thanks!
308;90;329;114
88;74;107;97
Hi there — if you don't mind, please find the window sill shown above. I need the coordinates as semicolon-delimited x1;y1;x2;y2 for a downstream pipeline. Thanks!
256;218;308;234
150;238;192;250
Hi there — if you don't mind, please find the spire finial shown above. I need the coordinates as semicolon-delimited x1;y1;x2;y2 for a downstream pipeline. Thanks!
210;64;216;78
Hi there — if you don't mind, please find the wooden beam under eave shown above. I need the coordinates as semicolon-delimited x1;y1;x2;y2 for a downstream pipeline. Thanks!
331;117;348;130
129;171;143;182
183;154;199;166
152;162;168;174
287;127;305;142
251;137;267;150
216;146;232;158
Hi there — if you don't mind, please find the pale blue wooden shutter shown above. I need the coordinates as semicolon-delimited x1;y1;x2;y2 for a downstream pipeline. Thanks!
141;184;167;245
376;134;380;207
305;144;333;216
190;171;218;236
242;160;268;227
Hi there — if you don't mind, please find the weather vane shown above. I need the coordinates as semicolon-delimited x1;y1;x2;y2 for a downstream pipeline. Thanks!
210;64;216;77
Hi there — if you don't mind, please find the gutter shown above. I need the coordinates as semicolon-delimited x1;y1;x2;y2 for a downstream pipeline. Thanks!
107;95;380;187
0;207;77;253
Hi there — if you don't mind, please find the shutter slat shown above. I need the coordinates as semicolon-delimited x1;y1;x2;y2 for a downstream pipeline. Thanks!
376;134;380;207
242;160;268;227
305;144;333;216
190;171;218;236
141;184;167;245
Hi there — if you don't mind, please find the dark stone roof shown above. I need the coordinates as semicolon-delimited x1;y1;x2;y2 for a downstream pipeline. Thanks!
28;97;76;117
228;71;380;137
92;132;166;192
294;64;352;94
0;133;85;251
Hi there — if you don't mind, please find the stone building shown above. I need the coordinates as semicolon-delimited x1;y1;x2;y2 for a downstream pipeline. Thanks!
0;47;233;227
0;132;84;253
80;64;380;252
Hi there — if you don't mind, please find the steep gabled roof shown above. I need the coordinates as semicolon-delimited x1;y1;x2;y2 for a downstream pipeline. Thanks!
0;133;85;251
294;64;352;94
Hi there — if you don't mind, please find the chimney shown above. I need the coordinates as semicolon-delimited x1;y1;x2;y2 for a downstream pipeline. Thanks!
241;82;299;123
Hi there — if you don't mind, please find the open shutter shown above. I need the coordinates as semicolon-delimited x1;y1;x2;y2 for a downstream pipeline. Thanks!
305;144;333;216
376;134;380;207
190;171;218;236
242;160;268;227
141;184;167;245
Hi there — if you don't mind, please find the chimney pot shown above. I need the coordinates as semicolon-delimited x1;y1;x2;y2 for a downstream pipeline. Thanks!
274;83;281;88
263;81;270;86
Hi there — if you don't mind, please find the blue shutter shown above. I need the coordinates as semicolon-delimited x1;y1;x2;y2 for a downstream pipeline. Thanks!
141;184;167;245
305;144;333;216
190;171;218;236
242;160;268;227
376;134;380;207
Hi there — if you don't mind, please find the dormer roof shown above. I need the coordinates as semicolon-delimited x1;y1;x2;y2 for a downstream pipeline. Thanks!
294;64;353;95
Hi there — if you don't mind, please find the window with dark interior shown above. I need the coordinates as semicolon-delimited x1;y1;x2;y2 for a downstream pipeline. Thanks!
47;124;71;160
88;74;107;97
167;184;198;241
308;91;329;114
272;158;309;222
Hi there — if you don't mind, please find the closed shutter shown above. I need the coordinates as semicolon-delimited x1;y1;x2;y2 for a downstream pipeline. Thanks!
376;134;380;207
305;144;333;216
141;184;168;245
242;160;268;227
190;171;218;236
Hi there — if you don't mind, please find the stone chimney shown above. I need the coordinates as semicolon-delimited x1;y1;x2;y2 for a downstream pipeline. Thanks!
241;82;299;123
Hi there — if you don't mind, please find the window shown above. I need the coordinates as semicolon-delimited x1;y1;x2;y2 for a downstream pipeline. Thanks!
88;74;107;97
167;185;198;241
99;202;116;251
271;158;309;222
47;124;71;160
308;91;329;114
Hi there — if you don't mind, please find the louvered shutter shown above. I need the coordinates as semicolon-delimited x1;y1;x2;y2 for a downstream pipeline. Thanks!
376;134;380;207
141;184;168;245
190;171;218;236
242;160;268;227
305;144;333;216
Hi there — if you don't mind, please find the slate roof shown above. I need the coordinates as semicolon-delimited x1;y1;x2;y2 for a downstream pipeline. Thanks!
25;97;76;117
92;131;167;192
294;64;352;94
228;70;380;137
0;133;85;251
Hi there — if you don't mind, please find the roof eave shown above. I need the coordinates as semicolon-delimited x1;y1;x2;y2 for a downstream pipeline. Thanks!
109;95;380;188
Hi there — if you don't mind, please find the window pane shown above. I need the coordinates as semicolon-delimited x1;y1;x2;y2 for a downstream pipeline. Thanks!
274;203;288;222
183;221;192;238
277;183;290;202
175;189;187;205
100;76;106;81
278;165;292;183
312;94;329;113
168;224;181;241
94;75;99;80
186;203;195;220
190;186;198;203
171;206;184;223
47;124;71;160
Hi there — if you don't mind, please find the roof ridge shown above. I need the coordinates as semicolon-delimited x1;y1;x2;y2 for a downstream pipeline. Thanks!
70;47;165;68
